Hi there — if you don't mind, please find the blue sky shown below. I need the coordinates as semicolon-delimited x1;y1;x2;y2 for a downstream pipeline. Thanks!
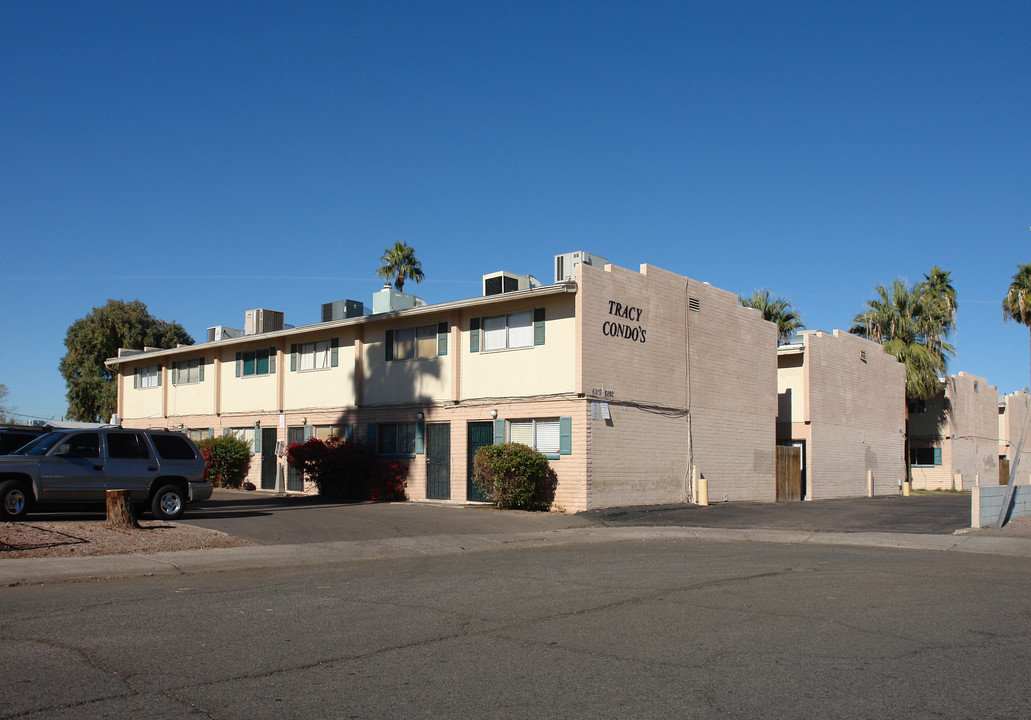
2;1;1029;422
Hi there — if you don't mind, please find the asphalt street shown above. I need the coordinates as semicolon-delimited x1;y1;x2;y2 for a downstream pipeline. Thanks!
2;537;1029;719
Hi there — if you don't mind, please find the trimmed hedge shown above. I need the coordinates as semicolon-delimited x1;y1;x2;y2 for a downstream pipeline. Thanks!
197;435;252;489
472;443;557;511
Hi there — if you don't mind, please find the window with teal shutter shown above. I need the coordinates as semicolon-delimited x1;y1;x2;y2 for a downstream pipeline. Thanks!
198;360;204;382
493;418;506;444
385;330;394;361
414;421;425;454
253;423;261;453
559;416;572;455
330;338;339;367
534;308;546;345
171;361;179;385
933;447;942;466
366;423;377;446
344;424;353;442
470;318;481;353
304;424;313;440
437;322;448;356
290;344;298;371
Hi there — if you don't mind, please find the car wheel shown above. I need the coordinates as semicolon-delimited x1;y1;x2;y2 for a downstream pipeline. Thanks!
0;480;30;521
150;484;185;520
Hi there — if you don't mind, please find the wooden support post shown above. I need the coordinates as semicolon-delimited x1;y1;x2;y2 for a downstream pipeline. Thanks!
105;489;140;529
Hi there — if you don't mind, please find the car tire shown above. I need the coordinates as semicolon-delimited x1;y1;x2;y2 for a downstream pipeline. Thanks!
150;484;186;520
0;480;30;521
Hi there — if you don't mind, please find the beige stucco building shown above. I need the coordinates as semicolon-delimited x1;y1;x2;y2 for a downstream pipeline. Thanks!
776;330;907;499
998;390;1031;484
108;258;778;512
908;372;999;490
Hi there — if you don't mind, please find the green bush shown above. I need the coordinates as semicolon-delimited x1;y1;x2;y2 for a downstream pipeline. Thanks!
197;435;252;489
472;443;557;511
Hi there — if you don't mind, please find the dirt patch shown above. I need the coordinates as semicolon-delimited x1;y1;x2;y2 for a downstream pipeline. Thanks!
0;521;252;559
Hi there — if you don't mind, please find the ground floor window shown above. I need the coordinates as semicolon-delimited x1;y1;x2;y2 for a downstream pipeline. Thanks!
185;429;208;443
909;446;941;466
509;418;560;454
313;425;351;441
231;427;257;454
377;422;416;455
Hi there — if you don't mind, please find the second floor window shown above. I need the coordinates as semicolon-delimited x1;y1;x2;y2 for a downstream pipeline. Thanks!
300;340;331;371
483;311;533;351
138;365;160;388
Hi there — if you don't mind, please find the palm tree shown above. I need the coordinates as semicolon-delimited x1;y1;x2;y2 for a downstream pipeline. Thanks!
852;276;956;488
376;241;424;292
850;277;954;400
922;266;958;358
739;289;805;344
1003;263;1031;384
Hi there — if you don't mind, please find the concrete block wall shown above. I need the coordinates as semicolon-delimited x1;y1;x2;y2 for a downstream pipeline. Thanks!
971;484;1031;528
1000;391;1031;476
805;331;906;498
685;280;778;502
587;402;690;509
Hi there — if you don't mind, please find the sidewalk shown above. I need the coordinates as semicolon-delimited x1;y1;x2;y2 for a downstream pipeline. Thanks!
4;523;1031;587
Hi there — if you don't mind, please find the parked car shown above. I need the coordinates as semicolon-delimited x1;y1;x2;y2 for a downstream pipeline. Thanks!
0;427;212;521
0;425;47;455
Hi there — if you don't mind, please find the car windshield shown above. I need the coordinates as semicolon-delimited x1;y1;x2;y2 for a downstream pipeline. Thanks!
13;432;68;456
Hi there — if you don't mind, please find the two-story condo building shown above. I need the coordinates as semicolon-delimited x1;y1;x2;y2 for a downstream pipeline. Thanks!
107;255;778;512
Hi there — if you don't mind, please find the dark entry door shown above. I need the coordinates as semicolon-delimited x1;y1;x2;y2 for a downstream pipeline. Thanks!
286;426;304;491
467;421;494;502
260;428;278;490
426;423;451;500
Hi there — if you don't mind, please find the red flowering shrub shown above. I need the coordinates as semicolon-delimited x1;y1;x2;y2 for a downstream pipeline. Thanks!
286;438;405;500
197;435;251;488
368;459;408;502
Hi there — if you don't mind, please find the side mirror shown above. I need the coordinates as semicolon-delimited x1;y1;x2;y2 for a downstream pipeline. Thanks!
54;444;70;457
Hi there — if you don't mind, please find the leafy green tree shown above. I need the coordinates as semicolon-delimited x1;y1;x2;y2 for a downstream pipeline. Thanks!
1003;263;1031;384
850;277;954;400
376;241;424;292
738;289;805;344
59;300;193;422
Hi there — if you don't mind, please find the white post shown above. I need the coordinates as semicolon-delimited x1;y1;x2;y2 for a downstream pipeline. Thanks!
867;470;874;497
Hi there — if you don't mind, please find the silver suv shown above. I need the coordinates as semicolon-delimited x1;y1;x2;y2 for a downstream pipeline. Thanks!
0;427;212;521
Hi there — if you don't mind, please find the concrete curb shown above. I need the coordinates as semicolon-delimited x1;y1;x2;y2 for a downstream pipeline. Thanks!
4;525;1031;587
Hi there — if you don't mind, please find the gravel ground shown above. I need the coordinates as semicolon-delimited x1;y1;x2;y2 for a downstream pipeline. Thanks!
0;520;252;559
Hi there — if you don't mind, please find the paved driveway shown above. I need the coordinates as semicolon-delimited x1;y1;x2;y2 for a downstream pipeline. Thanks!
180;490;973;544
580;493;972;534
180;489;590;544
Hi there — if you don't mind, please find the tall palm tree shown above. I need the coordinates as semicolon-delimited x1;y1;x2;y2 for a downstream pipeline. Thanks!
852;275;956;487
850;277;954;400
1003;263;1031;384
922;266;958;358
738;289;805;344
376;241;424;292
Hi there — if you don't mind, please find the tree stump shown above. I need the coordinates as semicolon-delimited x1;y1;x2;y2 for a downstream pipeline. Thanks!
105;489;140;529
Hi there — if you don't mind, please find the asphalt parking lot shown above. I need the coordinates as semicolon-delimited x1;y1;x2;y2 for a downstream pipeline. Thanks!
174;489;974;545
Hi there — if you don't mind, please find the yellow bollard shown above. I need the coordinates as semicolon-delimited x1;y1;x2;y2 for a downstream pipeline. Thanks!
695;466;708;506
902;480;911;497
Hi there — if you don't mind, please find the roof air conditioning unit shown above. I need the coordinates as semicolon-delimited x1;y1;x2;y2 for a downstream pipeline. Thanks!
244;309;285;336
554;251;609;283
321;300;366;322
207;326;244;343
482;271;541;296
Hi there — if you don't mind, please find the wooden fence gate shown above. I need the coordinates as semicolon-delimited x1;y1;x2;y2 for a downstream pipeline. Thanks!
776;445;802;502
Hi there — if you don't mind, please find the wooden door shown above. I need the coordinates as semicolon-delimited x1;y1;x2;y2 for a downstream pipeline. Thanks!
776;445;802;502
